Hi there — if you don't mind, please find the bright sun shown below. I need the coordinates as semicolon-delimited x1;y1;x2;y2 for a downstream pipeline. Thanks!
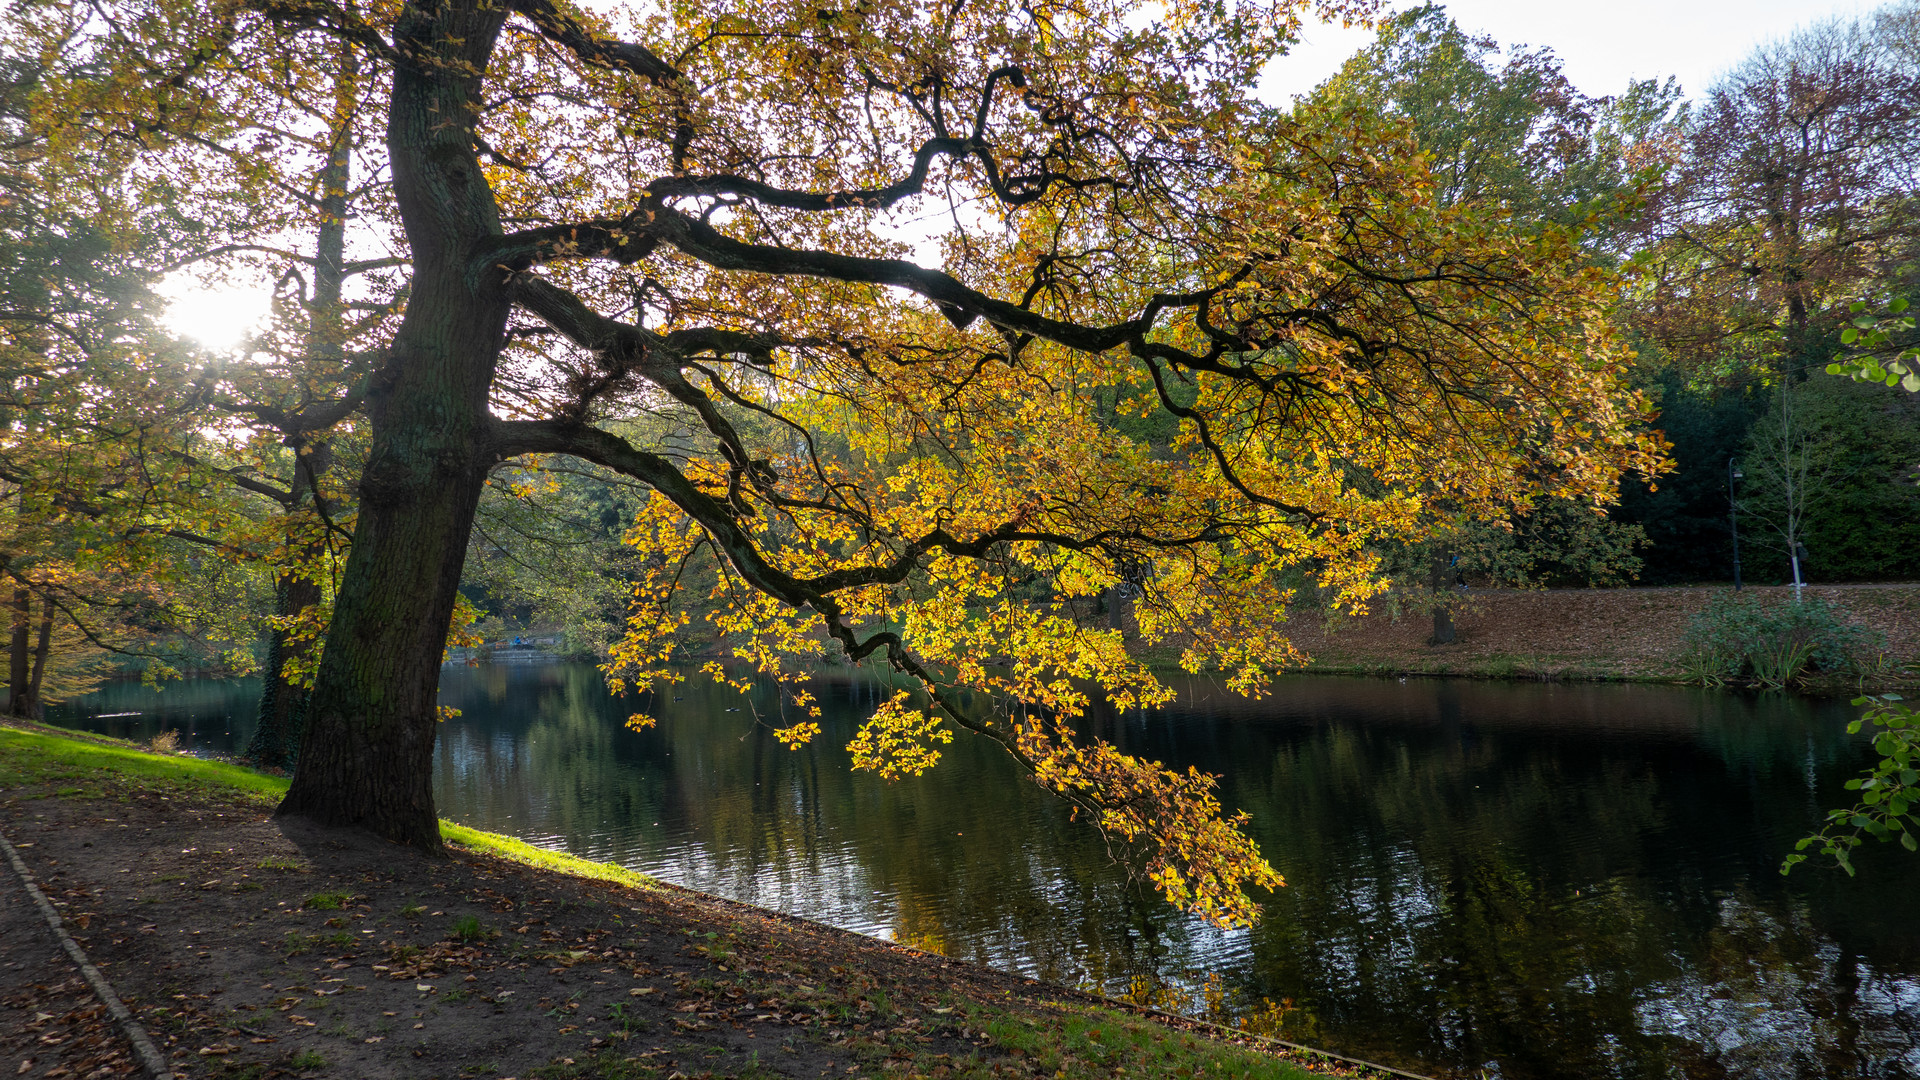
163;281;274;352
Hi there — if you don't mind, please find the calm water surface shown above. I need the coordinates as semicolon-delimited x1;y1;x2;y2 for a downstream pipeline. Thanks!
50;667;1920;1079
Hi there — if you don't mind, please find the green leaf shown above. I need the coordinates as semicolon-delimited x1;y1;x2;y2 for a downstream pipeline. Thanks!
1904;832;1918;852
1840;327;1859;344
1892;298;1910;314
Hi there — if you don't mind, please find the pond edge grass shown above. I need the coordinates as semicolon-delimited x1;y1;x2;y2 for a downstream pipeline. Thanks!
0;721;653;889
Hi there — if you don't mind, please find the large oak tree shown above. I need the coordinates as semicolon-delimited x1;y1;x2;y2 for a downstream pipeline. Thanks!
37;0;1663;924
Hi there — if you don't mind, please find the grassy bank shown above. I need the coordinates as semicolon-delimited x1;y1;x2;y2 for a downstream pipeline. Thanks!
1;722;1403;1080
0;723;651;890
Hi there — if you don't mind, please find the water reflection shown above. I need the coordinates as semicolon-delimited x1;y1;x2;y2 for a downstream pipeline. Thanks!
49;668;1920;1079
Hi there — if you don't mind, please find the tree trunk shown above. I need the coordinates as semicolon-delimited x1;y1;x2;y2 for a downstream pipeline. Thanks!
276;8;512;849
248;570;323;769
251;95;349;771
22;591;52;720
7;582;30;717
1428;548;1456;645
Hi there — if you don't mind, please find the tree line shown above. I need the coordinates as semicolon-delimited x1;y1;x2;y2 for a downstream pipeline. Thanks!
0;0;1913;920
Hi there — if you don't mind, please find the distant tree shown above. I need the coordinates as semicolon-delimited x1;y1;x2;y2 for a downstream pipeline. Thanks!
1311;5;1680;223
1609;371;1765;585
1307;4;1672;639
0;34;260;716
1635;4;1920;380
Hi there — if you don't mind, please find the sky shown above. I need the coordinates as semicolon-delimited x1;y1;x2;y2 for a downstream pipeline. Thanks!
1258;0;1887;103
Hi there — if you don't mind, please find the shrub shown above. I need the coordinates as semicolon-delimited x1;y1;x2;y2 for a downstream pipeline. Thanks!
1681;594;1883;687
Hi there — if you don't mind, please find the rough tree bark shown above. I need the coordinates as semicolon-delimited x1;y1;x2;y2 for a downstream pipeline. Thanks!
275;3;513;848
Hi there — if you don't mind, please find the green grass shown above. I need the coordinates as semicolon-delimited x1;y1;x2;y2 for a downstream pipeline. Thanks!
969;1001;1327;1079
447;914;496;943
0;722;655;889
282;930;355;956
0;726;288;801
440;821;655;890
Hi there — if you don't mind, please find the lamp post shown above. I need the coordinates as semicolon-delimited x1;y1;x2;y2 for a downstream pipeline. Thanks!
1728;457;1743;592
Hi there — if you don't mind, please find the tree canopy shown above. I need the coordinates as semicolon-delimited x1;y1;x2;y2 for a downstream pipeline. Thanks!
3;0;1669;926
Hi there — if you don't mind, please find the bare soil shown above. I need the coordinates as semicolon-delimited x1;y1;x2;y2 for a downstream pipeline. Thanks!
0;764;1366;1080
1283;583;1920;682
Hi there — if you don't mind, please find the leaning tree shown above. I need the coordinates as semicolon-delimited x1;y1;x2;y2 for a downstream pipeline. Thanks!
37;0;1663;925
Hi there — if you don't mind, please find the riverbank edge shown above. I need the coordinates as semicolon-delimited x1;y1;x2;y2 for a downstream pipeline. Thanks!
0;719;1426;1080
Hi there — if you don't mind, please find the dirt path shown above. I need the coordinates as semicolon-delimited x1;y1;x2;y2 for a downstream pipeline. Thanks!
1;842;147;1080
0;736;1392;1080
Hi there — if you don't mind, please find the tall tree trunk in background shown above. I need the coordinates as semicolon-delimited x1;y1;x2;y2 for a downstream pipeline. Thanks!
276;9;513;848
7;582;30;716
249;566;324;768
249;104;350;772
1429;548;1457;645
22;590;52;719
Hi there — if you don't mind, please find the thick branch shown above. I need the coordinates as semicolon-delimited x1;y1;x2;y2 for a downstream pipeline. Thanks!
507;0;683;83
485;204;1233;356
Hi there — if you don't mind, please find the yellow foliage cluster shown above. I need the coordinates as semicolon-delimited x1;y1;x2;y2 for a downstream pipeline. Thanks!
846;692;953;779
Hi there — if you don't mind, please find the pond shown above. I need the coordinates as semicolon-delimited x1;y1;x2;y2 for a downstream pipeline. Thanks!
48;666;1920;1079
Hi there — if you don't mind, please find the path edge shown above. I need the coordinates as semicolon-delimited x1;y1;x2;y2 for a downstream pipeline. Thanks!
0;829;173;1080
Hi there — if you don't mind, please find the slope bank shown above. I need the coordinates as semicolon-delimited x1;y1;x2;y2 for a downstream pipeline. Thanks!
1285;583;1920;683
0;723;1412;1080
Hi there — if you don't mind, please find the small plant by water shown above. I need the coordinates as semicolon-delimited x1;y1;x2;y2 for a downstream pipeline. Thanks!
1679;594;1883;688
